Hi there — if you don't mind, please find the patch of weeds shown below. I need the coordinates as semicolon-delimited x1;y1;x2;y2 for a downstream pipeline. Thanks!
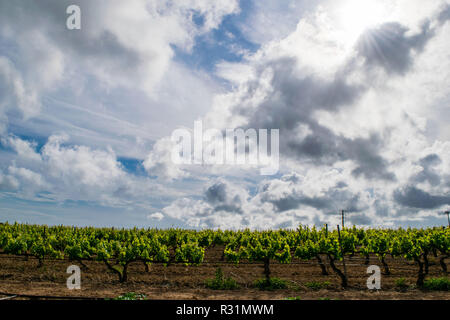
423;277;450;291
254;277;289;291
112;292;147;300
304;281;331;290
395;278;409;291
284;296;301;300
205;268;239;290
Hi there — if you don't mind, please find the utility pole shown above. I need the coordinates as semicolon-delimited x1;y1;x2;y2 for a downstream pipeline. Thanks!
337;225;347;282
341;210;345;229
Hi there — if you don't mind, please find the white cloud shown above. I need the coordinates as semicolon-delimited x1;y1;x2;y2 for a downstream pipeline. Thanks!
0;0;449;228
0;57;41;132
148;212;164;221
0;0;237;152
8;165;48;190
1;136;41;162
143;136;190;181
41;134;124;187
0;171;19;191
0;135;180;209
150;1;450;228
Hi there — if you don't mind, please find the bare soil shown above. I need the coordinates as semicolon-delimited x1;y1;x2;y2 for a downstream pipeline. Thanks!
0;247;448;300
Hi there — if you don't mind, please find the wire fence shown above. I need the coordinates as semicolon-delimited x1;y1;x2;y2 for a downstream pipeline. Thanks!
0;253;444;272
0;291;102;300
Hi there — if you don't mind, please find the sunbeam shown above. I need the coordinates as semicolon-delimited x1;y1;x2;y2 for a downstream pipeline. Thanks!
335;0;391;47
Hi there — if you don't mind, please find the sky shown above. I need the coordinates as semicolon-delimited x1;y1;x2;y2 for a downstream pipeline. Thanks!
0;0;450;229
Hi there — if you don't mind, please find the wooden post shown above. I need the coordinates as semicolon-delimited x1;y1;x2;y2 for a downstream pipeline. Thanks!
324;223;329;267
445;211;450;228
337;225;347;280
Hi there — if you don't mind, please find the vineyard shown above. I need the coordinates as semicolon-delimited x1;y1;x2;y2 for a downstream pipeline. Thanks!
0;223;449;299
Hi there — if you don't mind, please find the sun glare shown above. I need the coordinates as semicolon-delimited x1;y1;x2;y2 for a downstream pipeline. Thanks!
336;0;389;46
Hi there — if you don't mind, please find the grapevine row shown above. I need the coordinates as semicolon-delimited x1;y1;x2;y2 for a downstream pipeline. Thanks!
0;223;448;286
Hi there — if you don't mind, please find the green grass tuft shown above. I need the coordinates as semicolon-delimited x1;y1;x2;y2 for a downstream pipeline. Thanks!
304;281;331;290
254;277;289;291
394;278;409;291
205;267;239;290
112;292;147;300
423;277;450;291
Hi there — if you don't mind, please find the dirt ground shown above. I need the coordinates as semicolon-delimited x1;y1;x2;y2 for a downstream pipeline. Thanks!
0;247;448;300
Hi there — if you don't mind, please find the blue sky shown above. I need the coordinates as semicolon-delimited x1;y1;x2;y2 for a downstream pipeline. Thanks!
174;0;259;72
1;0;450;229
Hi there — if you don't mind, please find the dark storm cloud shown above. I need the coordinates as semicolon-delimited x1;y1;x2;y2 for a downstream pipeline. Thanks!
241;57;365;130
393;186;450;209
357;5;450;76
269;195;302;212
66;31;143;69
0;1;150;81
438;3;450;24
213;204;243;214
268;192;365;213
289;130;397;180
262;181;367;214
397;153;450;210
411;154;442;186
232;7;449;183
268;194;330;212
281;172;301;184
419;154;442;167
335;181;348;189
339;134;395;181
236;57;397;181
300;196;331;211
205;182;228;203
374;200;389;217
357;21;434;75
227;5;450;185
204;181;243;214
286;131;396;182
349;214;372;226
